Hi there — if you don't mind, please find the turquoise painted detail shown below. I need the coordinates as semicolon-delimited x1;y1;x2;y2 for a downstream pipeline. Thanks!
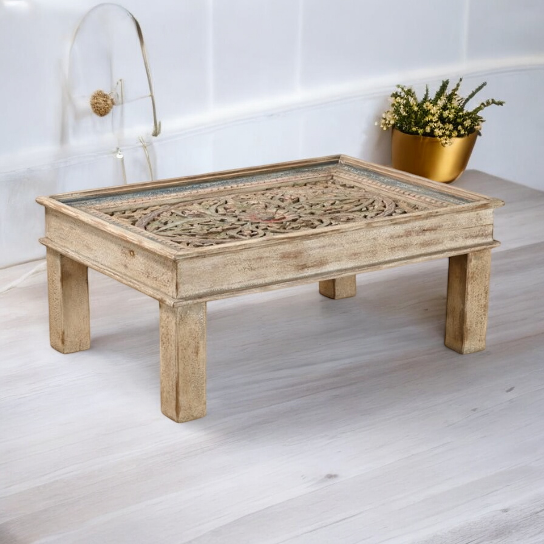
61;165;335;207
60;160;470;208
338;164;471;204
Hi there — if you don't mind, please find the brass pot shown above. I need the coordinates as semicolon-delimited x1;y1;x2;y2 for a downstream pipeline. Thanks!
391;128;478;183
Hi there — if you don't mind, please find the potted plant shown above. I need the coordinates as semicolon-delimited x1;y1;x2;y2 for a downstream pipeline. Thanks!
379;79;504;183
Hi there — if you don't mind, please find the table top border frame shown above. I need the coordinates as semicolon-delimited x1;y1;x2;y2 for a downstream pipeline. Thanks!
36;155;504;261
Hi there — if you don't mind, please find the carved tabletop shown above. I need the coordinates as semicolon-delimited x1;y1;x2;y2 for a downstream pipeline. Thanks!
37;155;504;423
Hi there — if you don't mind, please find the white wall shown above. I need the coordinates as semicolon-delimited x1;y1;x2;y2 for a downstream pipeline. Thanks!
1;0;543;268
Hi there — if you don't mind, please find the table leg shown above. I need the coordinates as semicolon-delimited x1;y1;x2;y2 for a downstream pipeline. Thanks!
319;276;357;300
445;249;491;354
46;248;91;354
160;302;207;423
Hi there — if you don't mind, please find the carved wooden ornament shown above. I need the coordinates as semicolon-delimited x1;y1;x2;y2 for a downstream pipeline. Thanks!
90;90;114;117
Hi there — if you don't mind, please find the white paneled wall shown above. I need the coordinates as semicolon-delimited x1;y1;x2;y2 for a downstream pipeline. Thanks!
467;68;544;188
467;0;544;59
299;0;465;85
212;0;300;106
1;0;544;268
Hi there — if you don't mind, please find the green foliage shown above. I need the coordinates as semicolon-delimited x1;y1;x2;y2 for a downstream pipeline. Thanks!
379;78;504;146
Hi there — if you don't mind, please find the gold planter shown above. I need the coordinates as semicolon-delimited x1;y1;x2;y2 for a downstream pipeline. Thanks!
391;128;478;183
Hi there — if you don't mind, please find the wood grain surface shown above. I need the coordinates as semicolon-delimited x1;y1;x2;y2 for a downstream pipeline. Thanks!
319;275;357;299
1;170;543;543
46;248;90;354
445;249;491;354
160;302;207;422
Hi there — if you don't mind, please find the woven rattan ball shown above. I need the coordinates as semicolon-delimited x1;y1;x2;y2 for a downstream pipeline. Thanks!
90;90;114;117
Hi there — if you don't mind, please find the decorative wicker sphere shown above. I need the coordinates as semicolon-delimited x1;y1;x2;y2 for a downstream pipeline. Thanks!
90;90;114;117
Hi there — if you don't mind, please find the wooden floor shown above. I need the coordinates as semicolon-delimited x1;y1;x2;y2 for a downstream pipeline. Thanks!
1;170;543;544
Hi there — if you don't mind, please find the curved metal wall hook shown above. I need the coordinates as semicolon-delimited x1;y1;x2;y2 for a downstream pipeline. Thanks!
138;136;154;181
68;2;161;137
132;16;161;137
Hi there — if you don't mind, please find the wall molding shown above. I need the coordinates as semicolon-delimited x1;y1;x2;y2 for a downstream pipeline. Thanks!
2;57;543;177
167;56;544;136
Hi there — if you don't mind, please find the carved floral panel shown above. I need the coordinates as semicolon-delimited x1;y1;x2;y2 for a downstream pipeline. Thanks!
101;178;432;248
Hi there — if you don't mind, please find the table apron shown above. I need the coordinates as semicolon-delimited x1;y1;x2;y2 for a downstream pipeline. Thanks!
176;209;497;300
43;208;177;301
41;207;497;305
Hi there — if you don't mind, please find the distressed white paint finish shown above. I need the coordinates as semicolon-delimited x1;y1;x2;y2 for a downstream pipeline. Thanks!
0;172;543;542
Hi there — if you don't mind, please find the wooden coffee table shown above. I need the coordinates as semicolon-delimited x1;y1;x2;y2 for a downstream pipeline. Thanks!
37;155;503;422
